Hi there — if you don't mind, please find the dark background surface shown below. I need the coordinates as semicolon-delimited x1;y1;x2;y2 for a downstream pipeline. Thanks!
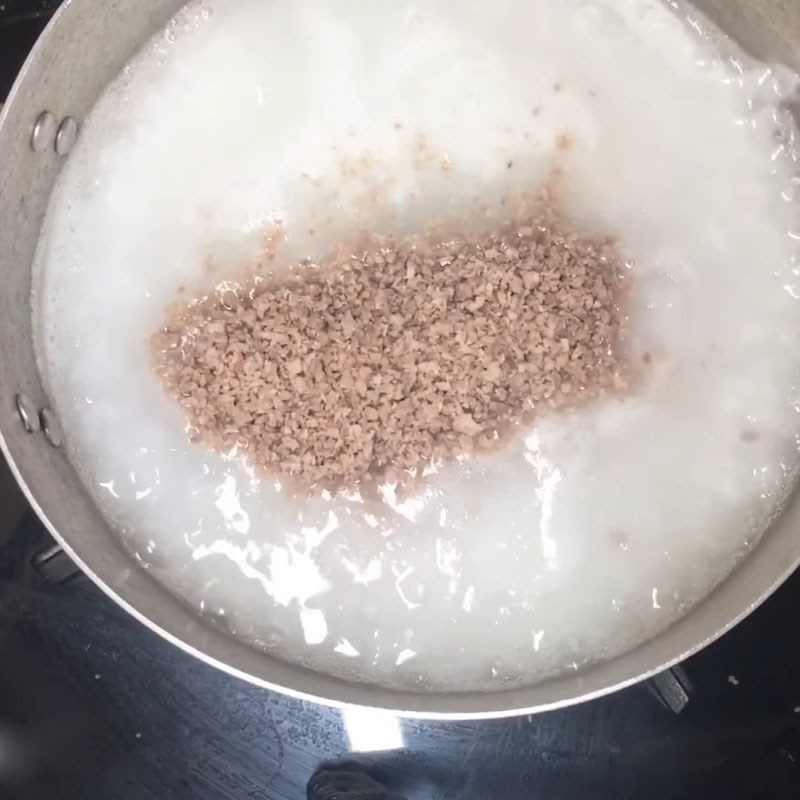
1;3;800;798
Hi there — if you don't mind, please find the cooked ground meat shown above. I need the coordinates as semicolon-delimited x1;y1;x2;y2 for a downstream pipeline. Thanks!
152;200;627;490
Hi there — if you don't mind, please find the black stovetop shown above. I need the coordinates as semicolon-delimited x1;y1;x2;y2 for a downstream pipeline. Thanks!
1;5;799;799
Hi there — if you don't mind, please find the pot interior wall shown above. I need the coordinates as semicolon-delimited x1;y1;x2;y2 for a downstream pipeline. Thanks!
693;0;800;71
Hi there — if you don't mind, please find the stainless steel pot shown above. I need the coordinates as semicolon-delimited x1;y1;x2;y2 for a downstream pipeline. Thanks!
1;0;799;720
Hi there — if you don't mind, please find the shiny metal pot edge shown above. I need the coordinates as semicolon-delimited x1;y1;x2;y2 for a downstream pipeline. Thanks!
1;0;799;719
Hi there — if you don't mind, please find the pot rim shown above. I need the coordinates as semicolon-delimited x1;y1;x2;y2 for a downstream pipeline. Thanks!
2;0;799;720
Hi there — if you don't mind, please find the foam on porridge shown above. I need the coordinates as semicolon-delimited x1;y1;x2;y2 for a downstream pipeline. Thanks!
34;0;800;691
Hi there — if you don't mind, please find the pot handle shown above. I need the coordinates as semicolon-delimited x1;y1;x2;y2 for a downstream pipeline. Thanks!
647;665;692;713
32;540;81;583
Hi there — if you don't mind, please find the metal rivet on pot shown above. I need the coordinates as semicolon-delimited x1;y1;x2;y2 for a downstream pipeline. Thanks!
40;408;64;448
15;393;41;433
30;111;56;152
54;116;78;156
